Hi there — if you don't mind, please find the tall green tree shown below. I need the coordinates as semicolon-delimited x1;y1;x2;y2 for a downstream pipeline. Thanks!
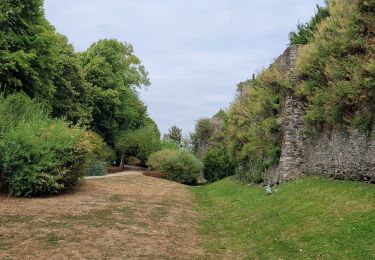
0;0;94;126
164;125;183;146
51;34;93;126
80;39;151;144
0;0;59;102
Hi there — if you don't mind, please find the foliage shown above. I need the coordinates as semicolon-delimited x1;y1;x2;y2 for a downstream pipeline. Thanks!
158;150;203;185
0;93;90;197
0;0;59;102
189;132;199;155
195;119;213;148
163;125;183;146
203;147;234;183
193;176;375;258
0;1;158;195
51;34;93;126
193;110;229;159
160;140;180;150
84;131;115;163
86;161;107;176
289;2;330;44
116;126;161;167
147;149;178;171
0;1;93;125
227;64;287;182
147;149;203;184
126;156;141;166
295;0;375;132
80;39;151;145
0;92;46;134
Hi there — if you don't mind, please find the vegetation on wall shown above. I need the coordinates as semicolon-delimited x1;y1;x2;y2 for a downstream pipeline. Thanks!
289;1;330;45
296;0;375;133
227;63;290;182
195;0;374;184
192;110;235;182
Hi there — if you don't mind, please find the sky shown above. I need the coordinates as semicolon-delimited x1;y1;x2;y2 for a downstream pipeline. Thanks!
44;0;325;135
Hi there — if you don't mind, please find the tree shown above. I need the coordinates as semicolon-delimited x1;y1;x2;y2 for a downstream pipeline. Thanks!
0;0;94;126
80;39;151;144
0;0;60;103
51;33;93;126
163;125;183;146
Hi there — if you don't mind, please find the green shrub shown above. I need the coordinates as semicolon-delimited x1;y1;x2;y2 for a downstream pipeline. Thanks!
116;126;161;167
0;93;90;197
159;150;203;185
126;156;141;166
0;93;47;135
203;148;234;183
235;162;264;184
86;161;107;176
147;149;178;171
160;140;179;150
147;149;203;185
85;131;115;163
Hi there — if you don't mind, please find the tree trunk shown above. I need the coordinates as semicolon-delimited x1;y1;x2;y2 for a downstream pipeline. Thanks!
120;154;125;168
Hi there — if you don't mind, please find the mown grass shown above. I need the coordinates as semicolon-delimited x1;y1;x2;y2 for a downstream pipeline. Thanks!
192;176;375;259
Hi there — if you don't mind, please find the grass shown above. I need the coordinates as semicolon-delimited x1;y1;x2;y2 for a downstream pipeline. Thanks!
1;173;373;259
0;175;203;259
192;176;375;259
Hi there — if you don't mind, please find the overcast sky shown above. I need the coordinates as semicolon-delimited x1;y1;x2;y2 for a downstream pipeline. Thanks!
44;0;325;134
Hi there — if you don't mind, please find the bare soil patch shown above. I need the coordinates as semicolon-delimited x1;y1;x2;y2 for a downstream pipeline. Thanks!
0;175;203;259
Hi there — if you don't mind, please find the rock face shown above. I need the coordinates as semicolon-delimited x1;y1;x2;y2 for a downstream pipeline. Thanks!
269;45;375;184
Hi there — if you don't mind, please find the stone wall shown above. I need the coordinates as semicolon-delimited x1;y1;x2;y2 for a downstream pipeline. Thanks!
268;44;375;184
268;45;306;184
304;131;375;183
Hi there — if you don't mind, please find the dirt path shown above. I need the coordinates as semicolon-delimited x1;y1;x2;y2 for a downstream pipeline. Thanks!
84;170;142;179
0;175;203;259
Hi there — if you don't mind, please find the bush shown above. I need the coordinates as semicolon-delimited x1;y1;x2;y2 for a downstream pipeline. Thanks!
0;93;91;197
203;148;234;183
85;131;115;163
147;149;178;171
126;156;141;166
116;126;161;167
160;140;179;150
147;149;203;184
86;161;107;176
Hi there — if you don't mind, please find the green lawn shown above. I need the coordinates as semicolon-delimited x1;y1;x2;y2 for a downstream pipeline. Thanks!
192;176;375;259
